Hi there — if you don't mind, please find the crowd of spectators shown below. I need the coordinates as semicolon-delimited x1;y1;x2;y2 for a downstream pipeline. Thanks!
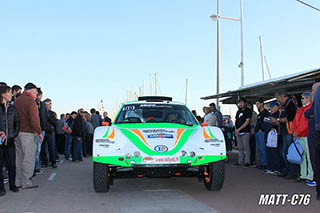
194;83;320;200
0;82;112;197
230;83;320;200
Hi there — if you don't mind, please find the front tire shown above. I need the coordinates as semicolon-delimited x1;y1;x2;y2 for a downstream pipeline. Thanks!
93;162;110;193
203;161;225;191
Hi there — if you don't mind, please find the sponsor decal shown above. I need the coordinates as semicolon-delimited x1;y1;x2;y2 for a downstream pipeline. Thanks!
148;134;174;139
142;129;175;133
122;105;135;111
154;145;168;153
204;138;223;143
95;139;115;144
99;144;110;148
139;104;173;109
142;157;154;163
142;156;180;164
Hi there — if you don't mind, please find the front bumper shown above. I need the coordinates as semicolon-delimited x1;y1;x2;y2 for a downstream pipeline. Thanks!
93;155;226;167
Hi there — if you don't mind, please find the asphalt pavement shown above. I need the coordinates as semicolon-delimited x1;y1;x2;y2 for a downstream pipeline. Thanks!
0;153;319;213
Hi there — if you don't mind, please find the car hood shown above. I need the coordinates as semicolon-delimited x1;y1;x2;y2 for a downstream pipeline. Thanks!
113;123;197;154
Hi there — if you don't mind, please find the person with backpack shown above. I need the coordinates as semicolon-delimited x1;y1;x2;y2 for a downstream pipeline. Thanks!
272;90;298;179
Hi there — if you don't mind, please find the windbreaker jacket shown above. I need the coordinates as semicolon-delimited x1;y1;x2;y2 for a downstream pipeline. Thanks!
292;103;312;137
0;103;20;145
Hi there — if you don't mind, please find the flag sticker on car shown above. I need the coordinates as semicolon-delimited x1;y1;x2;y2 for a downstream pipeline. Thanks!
154;145;169;153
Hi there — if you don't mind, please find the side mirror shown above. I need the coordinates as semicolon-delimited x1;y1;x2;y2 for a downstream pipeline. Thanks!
201;122;208;127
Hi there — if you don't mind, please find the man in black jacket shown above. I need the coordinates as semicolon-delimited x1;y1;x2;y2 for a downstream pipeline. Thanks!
35;89;47;174
71;109;84;162
40;98;58;168
0;85;20;195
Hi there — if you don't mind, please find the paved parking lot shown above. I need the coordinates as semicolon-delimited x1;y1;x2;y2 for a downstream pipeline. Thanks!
0;154;319;213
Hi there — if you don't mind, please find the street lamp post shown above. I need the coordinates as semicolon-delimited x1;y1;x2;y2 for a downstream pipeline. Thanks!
210;0;244;108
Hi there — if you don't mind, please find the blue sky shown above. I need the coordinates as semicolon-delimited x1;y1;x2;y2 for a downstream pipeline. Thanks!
1;0;320;117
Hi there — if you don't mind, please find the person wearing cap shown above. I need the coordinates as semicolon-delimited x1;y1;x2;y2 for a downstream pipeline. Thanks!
234;98;252;167
292;92;313;182
14;82;42;189
263;101;281;175
272;90;298;180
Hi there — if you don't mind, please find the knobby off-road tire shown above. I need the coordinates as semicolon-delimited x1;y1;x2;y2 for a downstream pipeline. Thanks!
203;160;225;191
93;162;110;193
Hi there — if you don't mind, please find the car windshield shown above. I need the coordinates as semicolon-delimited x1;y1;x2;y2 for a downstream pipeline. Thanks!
115;103;198;126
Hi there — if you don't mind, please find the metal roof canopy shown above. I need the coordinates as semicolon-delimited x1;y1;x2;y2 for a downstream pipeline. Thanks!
201;67;320;104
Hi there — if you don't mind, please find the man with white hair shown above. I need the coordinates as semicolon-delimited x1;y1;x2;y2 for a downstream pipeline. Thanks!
293;92;313;182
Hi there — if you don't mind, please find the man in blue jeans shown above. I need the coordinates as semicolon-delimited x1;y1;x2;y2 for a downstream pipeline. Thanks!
34;88;47;175
255;99;268;169
272;90;298;179
64;111;77;160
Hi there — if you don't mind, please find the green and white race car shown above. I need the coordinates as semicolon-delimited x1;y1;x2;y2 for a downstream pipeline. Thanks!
93;96;226;192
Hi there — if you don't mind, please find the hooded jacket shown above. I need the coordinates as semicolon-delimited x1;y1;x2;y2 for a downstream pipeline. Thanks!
0;103;20;146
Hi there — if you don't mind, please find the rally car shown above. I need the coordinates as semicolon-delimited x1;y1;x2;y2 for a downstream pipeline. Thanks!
93;96;226;192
